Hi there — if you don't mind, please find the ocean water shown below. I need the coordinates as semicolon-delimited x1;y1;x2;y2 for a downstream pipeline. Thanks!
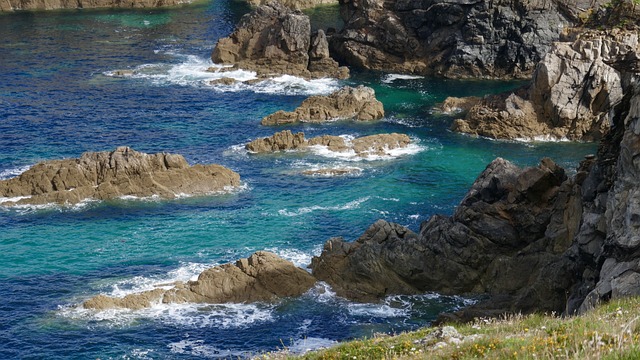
0;2;596;358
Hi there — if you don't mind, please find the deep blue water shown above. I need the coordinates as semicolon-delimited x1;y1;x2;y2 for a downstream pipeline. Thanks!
0;2;596;358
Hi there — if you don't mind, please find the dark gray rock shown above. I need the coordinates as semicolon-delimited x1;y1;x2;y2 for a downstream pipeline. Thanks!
330;0;607;79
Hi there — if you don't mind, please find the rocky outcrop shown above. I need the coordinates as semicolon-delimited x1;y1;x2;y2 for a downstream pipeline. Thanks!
330;0;606;79
243;0;337;10
211;2;349;79
0;0;188;11
261;86;384;125
311;157;574;305
449;29;639;141
311;66;640;317
83;251;316;310
246;130;411;157
0;147;241;206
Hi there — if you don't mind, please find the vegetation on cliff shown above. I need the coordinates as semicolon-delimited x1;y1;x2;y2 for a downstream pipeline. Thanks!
265;296;640;360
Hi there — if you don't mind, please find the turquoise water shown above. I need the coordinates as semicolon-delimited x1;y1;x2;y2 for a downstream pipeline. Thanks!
0;2;596;358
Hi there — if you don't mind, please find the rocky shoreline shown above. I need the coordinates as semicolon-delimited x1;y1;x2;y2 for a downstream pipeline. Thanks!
3;0;639;327
0;147;241;206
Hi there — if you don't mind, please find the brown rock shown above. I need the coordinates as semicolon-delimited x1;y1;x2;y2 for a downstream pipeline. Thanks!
245;130;307;153
450;29;639;141
83;251;317;310
0;147;241;206
351;133;411;156
211;2;348;80
261;86;384;125
245;131;411;158
439;96;481;115
209;77;238;86
243;0;338;10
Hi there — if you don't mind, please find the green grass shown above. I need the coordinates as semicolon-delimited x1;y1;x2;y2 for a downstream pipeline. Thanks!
260;297;640;360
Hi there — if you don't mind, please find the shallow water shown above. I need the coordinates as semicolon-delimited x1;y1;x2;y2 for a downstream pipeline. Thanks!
0;2;596;358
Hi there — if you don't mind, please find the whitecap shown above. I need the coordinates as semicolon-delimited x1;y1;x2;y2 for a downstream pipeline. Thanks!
347;303;409;318
308;141;425;162
278;196;370;217
513;134;571;143
104;52;341;96
286;337;337;354
381;74;425;84
0;164;31;180
168;339;244;358
59;301;275;330
263;247;315;268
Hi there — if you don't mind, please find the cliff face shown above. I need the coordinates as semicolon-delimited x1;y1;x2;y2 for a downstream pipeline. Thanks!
311;68;640;316
0;0;188;11
330;0;606;79
449;29;639;141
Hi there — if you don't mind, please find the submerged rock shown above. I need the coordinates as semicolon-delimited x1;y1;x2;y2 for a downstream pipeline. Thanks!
0;147;241;206
211;2;348;79
261;86;384;125
449;29;639;141
83;251;317;310
245;130;411;157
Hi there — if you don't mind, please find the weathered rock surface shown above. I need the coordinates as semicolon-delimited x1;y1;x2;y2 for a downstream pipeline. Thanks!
83;251;316;310
246;130;411;157
211;2;348;79
311;157;573;305
450;29;639;141
261;86;384;125
311;64;640;318
243;0;337;10
0;147;241;206
0;0;187;11
330;0;606;79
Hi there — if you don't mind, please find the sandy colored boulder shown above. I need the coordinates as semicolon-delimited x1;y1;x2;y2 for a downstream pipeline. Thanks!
261;86;384;125
245;130;411;158
83;251;317;310
450;29;639;141
246;130;307;153
211;2;348;80
243;0;337;10
0;147;241;206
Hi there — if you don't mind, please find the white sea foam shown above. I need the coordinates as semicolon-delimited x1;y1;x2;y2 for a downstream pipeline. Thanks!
308;142;425;162
169;339;245;358
381;74;425;84
278;196;370;217
60;301;275;330
286;337;337;354
264;247;315;268
0;165;31;180
105;53;340;96
347;302;409;318
513;134;571;143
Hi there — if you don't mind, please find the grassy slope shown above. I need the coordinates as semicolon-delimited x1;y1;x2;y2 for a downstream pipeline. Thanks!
262;297;640;360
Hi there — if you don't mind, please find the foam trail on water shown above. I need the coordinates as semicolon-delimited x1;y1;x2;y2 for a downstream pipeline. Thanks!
105;52;340;96
278;196;370;217
381;74;425;84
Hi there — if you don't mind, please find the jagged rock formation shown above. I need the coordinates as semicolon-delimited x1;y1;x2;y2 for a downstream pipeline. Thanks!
0;147;241;206
311;67;640;318
0;0;188;11
245;130;411;157
261;86;384;125
243;0;338;10
83;251;317;310
211;1;349;79
330;0;606;79
449;29;639;141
